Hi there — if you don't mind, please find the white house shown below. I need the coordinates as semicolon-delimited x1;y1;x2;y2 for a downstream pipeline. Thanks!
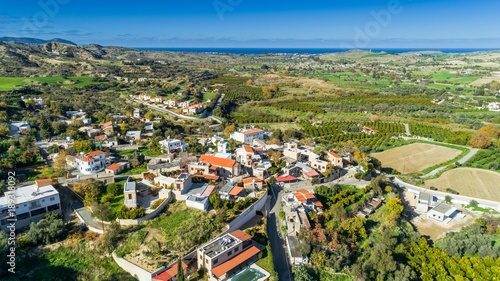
230;128;265;144
178;101;191;108
75;150;106;175
427;202;457;223
327;151;343;168
125;131;142;142
488;102;500;111
0;180;61;232
133;108;141;118
124;179;137;208
9;121;31;135
182;103;204;115
159;138;188;154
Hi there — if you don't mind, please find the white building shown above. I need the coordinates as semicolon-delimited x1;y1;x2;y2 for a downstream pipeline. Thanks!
427;202;457;223
75;150;106;175
488;102;500;111
230;128;265;144
9;121;31;135
124;180;138;208
159;138;188;154
0;180;61;232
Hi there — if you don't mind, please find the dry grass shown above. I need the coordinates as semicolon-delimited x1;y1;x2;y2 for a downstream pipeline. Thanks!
372;143;461;174
425;168;500;201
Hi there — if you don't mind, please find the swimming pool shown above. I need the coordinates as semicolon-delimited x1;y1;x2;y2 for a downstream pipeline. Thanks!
231;267;266;281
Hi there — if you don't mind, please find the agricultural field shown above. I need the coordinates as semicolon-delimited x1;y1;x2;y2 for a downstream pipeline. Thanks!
372;143;462;174
0;76;102;90
425;168;500;201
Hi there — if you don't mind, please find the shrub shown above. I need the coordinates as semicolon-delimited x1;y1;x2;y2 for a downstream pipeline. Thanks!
150;199;165;210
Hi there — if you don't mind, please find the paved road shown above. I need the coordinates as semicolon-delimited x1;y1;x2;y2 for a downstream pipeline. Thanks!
391;177;500;209
404;123;411;135
132;96;223;127
268;184;293;281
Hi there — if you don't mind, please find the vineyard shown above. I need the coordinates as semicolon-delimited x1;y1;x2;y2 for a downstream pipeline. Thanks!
300;121;406;149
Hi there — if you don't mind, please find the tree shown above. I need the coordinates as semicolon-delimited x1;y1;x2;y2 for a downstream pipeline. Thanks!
469;200;479;208
479;124;500;139
311;249;328;270
73;139;94;153
445;195;452;203
470;131;492;148
223;124;236;137
128;151;145;168
25;213;65;245
176;259;185;281
386;198;404;226
144;112;154;121
92;203;113;232
294;266;314;281
209;191;223;209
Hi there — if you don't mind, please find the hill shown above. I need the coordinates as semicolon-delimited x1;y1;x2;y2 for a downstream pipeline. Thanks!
0;37;76;45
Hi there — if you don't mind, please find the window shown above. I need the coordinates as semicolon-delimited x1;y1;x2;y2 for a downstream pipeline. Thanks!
228;250;232;256
50;197;55;201
213;258;218;264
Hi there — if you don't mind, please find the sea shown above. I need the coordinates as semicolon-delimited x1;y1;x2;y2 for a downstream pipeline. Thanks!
135;47;500;55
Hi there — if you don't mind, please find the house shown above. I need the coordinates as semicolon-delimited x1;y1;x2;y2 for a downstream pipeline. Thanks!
327;151;343;168
252;161;272;180
197;230;261;281
243;177;264;191
283;142;304;161
152;262;188;281
282;164;302;178
219;182;244;201
173;173;194;193
276;175;299;183
86;128;102;139
66;110;86;118
101;137;118;148
199;155;241;178
0;181;61;232
235;146;258;166
188;161;221;181
94;134;108;142
153;175;176;189
153;96;164;103
133;108;141;118
488;102;500;111
287;189;323;211
9;121;31;135
182;103;204;115
416;192;431;213
308;157;328;173
102;121;114;135
427;202;457;223
178;101;191;108
123;179;137;208
295;163;320;179
105;162;129;175
125;131;141;142
75;150;106;175
362;126;378;134
283;205;310;266
163;98;177;108
159;138;188;154
184;182;214;211
147;158;178;175
138;93;152;101
230;128;265;144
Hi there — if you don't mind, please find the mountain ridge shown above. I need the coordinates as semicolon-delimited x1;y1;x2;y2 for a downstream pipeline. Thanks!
0;37;77;45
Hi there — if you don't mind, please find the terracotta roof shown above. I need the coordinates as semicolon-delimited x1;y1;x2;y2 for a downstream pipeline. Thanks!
303;170;320;178
202;185;216;197
95;135;107;141
243;146;254;153
293;193;307;203
106;163;122;171
297;189;316;199
102;121;113;128
229;186;244;196
230;230;253;241
86;150;104;157
35;179;52;188
80;157;94;162
276;175;298;182
152;262;188;281
314;201;324;208
242;129;263;135
211;246;260;278
328;151;342;159
243;177;263;184
199;155;237;169
193;174;220;181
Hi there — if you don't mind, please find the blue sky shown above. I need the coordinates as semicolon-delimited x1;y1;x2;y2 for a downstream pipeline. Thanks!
0;0;499;47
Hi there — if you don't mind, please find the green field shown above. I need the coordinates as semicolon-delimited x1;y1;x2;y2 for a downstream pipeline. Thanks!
0;76;103;91
431;71;480;84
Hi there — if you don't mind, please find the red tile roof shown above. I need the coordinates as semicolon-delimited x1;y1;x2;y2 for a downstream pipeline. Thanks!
193;174;220;181
328;151;342;159
80;157;94;162
276;175;298;182
230;230;253;242
35;179;52;188
243;146;254;153
297;189;316;199
303;170;320;178
242;129;263;135
229;186;244;196
86;150;105;157
199;155;238;169
106;163;122;171
243;177;263;184
95;135;107;141
211;246;260;278
152;262;188;281
102;121;113;128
